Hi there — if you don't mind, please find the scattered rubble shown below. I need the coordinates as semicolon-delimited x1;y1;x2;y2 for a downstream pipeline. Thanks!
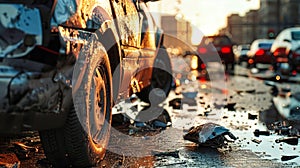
248;113;258;120
275;137;299;146
224;102;236;111
251;138;262;144
168;98;197;109
269;121;299;136
152;150;179;158
254;129;270;137
281;155;299;161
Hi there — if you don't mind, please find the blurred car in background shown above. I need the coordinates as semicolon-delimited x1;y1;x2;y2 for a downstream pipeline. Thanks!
247;39;274;68
271;27;300;76
234;44;250;65
197;35;235;71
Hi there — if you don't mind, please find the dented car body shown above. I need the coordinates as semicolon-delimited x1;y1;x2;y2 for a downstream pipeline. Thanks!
0;0;172;166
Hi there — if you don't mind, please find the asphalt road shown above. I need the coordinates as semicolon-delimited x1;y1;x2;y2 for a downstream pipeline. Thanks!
0;61;299;168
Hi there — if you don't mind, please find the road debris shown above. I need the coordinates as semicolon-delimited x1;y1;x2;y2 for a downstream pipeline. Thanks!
281;155;299;161
248;113;258;120
182;92;197;99
269;121;299;136
152;150;179;158
169;98;182;109
275;137;299;146
224;102;236;111
251;138;262;144
254;129;270;137
183;123;237;148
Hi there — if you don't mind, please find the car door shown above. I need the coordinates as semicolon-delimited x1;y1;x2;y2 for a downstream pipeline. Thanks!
111;0;142;98
134;1;159;88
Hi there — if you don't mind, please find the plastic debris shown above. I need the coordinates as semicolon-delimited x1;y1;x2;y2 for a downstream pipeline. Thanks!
183;123;237;148
281;155;299;161
254;129;270;137
182;92;197;99
248;113;258;120
251;138;262;144
169;98;182;109
152;150;179;158
275;137;299;146
224;102;236;111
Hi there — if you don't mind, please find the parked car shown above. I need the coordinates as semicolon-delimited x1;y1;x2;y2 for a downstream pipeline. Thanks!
247;39;274;67
234;44;250;65
197;35;235;71
270;27;300;75
0;0;172;167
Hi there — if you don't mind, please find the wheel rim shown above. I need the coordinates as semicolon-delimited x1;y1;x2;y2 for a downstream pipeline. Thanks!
89;65;109;145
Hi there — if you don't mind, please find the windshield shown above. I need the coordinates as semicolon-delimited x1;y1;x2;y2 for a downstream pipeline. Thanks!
258;43;272;49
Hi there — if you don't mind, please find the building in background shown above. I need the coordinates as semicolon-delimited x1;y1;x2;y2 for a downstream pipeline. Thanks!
161;15;193;52
257;0;278;39
226;14;245;44
221;0;300;44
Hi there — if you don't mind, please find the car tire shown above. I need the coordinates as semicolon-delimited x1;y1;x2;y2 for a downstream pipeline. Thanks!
40;36;113;167
137;47;172;105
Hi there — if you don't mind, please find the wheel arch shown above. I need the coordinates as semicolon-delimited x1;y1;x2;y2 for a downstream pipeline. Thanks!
88;5;122;102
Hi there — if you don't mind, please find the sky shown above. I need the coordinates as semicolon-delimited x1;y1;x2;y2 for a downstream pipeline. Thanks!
148;0;260;44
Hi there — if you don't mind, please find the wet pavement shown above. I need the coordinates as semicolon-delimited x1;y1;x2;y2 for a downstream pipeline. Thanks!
0;61;300;167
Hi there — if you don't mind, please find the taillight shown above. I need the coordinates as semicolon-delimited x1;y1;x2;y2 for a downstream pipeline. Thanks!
221;46;231;54
273;47;286;57
255;49;265;56
248;58;254;64
198;47;207;54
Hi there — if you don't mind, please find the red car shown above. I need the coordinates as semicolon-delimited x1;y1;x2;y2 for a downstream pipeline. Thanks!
247;39;274;67
197;35;235;71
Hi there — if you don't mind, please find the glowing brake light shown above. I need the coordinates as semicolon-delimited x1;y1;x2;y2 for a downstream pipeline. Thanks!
198;47;207;54
255;49;265;56
221;46;231;54
273;47;286;57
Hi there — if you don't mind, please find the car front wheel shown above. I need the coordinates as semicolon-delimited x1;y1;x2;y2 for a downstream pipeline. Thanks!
40;35;113;167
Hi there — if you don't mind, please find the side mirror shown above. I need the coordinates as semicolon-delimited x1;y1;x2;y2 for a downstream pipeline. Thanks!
283;39;291;43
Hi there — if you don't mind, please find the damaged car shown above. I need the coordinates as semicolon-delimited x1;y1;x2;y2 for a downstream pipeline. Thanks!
0;0;172;167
